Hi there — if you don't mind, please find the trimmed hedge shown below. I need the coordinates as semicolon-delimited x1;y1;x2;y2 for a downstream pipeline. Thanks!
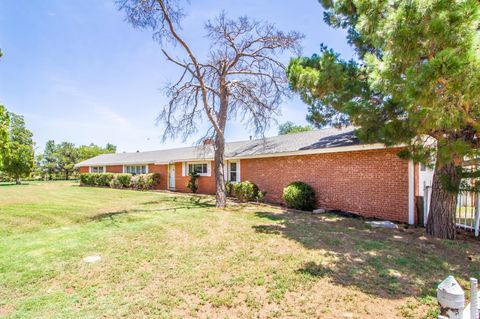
282;181;316;211
80;173;160;190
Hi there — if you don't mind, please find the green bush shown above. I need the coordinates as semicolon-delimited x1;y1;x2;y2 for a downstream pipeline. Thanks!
131;174;146;190
256;190;267;203
145;173;161;189
234;181;260;202
116;174;132;188
109;178;123;189
282;181;316;211
225;181;235;197
80;173;91;185
96;173;114;187
130;173;160;190
80;172;158;190
80;173;104;186
187;172;200;193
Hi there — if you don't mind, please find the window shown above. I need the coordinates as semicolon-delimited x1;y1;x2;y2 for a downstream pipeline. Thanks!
229;162;238;182
90;166;104;173
188;163;208;175
125;165;147;175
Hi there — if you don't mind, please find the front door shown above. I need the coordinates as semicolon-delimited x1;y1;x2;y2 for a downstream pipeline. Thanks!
169;164;175;190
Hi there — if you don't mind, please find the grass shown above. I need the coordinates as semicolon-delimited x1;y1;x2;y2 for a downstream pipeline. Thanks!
1;181;479;318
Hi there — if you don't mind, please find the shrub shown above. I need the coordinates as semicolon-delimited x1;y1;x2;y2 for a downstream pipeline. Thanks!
131;174;146;190
187;172;200;193
96;173;114;187
130;173;160;190
109;178;123;189
145;173;161;189
80;173;93;186
80;172;157;190
225;181;235;197
234;181;259;202
256;190;267;203
282;181;316;211
116;174;132;188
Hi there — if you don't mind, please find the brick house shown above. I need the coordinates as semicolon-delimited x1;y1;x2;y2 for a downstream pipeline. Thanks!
76;127;421;224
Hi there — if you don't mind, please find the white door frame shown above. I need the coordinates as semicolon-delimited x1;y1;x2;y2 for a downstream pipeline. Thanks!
169;164;176;190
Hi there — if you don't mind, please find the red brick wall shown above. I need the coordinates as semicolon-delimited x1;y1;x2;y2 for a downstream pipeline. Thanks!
241;148;410;223
106;165;123;173
148;164;168;190
79;166;89;174
174;161;216;194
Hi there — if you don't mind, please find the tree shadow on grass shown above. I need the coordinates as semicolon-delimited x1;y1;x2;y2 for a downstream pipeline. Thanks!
0;182;30;187
90;196;216;224
140;195;215;209
253;210;480;300
90;210;129;223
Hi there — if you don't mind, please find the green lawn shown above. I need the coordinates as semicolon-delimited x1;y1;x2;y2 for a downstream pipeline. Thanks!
1;181;479;318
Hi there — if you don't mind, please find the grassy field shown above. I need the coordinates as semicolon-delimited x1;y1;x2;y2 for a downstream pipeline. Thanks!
1;181;479;318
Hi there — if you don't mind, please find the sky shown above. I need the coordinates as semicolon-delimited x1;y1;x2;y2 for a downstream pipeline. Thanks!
0;0;355;153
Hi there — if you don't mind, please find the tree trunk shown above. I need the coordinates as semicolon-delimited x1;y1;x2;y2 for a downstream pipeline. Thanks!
65;171;69;180
426;160;461;239
214;80;228;208
15;176;20;185
214;135;227;208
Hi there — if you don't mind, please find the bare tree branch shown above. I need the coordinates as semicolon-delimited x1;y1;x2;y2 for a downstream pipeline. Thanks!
118;2;303;207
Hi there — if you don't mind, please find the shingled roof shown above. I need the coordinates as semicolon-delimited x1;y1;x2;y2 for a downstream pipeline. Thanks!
75;126;372;167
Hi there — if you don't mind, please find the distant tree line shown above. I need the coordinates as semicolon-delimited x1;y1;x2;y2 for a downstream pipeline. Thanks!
0;104;116;183
36;141;116;180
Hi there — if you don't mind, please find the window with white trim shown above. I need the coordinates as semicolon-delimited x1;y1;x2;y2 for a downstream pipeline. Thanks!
229;162;238;182
125;165;147;175
188;163;208;175
90;166;104;173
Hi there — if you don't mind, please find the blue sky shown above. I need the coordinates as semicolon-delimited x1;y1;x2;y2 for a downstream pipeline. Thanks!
0;0;354;153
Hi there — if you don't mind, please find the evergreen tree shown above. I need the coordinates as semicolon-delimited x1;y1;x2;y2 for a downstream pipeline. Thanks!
287;0;480;239
42;140;58;180
56;142;78;180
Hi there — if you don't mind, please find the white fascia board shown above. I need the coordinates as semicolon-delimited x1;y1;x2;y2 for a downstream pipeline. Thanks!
79;162;155;167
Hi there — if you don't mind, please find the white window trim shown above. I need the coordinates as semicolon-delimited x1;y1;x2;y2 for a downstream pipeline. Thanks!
89;166;106;173
226;160;241;183
186;161;211;177
123;164;149;174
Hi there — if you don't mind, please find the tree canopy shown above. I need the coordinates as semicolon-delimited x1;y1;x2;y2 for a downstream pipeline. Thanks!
0;105;9;168
278;121;312;135
1;112;34;184
287;0;480;239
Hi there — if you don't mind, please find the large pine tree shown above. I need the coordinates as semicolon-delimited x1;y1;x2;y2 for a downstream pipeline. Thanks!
287;0;480;239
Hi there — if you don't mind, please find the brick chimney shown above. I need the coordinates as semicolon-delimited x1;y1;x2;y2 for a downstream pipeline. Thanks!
203;138;214;145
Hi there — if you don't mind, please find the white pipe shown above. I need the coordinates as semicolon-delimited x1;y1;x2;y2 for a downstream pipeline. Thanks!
471;278;478;319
